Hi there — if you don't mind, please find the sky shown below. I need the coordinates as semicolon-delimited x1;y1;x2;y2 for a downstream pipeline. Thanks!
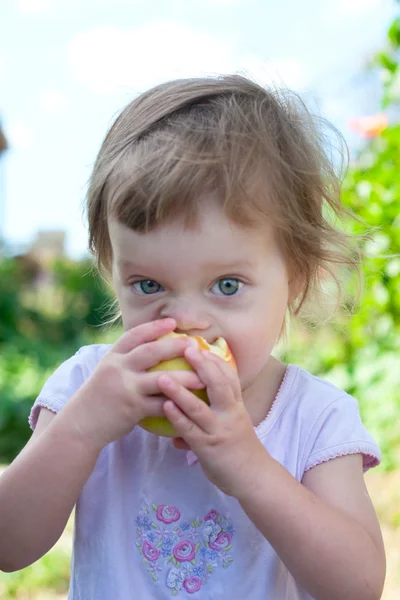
0;0;396;258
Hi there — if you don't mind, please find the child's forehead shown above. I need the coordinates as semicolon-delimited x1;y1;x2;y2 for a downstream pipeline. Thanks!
108;212;275;270
108;205;272;247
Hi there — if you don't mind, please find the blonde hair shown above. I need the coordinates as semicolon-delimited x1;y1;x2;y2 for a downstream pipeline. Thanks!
86;73;362;324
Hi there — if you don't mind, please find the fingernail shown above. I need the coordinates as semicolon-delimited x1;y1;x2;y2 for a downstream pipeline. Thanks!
186;338;198;348
165;318;176;327
186;346;198;358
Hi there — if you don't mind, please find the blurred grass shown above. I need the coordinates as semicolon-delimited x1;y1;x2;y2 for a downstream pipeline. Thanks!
366;469;400;599
0;552;70;599
0;505;73;599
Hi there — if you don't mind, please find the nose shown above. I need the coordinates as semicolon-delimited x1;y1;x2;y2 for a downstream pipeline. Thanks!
160;298;210;334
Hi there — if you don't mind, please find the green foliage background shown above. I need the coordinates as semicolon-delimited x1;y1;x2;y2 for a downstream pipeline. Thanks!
280;7;400;470
280;123;400;469
0;256;116;462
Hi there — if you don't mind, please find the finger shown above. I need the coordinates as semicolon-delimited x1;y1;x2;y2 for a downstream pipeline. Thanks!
163;400;203;440
171;437;191;451
203;352;242;398
158;374;214;433
184;348;239;409
111;318;176;355
138;396;168;418
138;370;205;396
126;335;197;372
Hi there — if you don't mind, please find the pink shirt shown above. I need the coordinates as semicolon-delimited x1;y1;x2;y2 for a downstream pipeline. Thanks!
29;344;380;600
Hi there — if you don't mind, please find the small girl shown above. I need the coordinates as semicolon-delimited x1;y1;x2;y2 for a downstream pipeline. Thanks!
0;75;385;599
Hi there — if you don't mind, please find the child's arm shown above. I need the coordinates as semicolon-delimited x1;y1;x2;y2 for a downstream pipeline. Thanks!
0;319;201;573
236;453;385;600
0;407;101;572
159;349;386;600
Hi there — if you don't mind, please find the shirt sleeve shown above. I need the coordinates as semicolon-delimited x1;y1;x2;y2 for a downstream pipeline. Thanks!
28;346;98;430
303;393;381;474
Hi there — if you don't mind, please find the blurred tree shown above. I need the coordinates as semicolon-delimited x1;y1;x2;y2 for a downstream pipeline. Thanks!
0;256;114;462
374;2;400;108
282;4;400;469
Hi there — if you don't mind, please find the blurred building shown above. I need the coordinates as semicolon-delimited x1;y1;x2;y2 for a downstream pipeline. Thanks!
9;230;67;295
29;229;66;264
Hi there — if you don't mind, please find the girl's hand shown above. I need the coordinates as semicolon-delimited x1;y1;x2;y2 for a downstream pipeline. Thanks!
60;319;203;452
159;347;269;497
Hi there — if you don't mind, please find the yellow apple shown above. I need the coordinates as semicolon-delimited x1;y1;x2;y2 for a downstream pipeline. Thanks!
138;332;236;437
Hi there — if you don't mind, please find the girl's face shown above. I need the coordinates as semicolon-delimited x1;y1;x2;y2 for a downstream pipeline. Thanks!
109;201;295;406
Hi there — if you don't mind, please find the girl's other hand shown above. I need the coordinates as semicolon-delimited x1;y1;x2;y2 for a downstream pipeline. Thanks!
59;319;203;452
160;347;268;497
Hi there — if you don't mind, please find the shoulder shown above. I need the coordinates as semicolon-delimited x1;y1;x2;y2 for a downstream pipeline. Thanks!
291;364;349;404
263;364;381;476
72;344;112;372
267;364;357;429
292;365;381;473
284;365;366;425
46;343;111;383
29;344;111;429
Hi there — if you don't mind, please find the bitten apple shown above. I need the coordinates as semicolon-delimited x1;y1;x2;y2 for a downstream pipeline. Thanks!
138;332;236;437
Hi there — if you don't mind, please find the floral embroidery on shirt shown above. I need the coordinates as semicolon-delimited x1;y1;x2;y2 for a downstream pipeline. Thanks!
136;503;235;595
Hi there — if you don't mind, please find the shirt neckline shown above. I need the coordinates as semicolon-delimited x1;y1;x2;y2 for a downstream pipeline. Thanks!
253;363;298;439
186;363;298;465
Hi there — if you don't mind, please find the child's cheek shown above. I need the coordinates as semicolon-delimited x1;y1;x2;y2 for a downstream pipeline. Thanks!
228;337;270;384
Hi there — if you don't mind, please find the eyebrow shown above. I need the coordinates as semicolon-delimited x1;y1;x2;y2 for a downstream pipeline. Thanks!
117;259;142;268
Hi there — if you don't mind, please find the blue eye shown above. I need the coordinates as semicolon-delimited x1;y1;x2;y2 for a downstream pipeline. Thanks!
212;278;242;296
132;280;163;295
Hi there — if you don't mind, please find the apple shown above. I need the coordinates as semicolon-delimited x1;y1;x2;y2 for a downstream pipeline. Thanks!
138;332;236;437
